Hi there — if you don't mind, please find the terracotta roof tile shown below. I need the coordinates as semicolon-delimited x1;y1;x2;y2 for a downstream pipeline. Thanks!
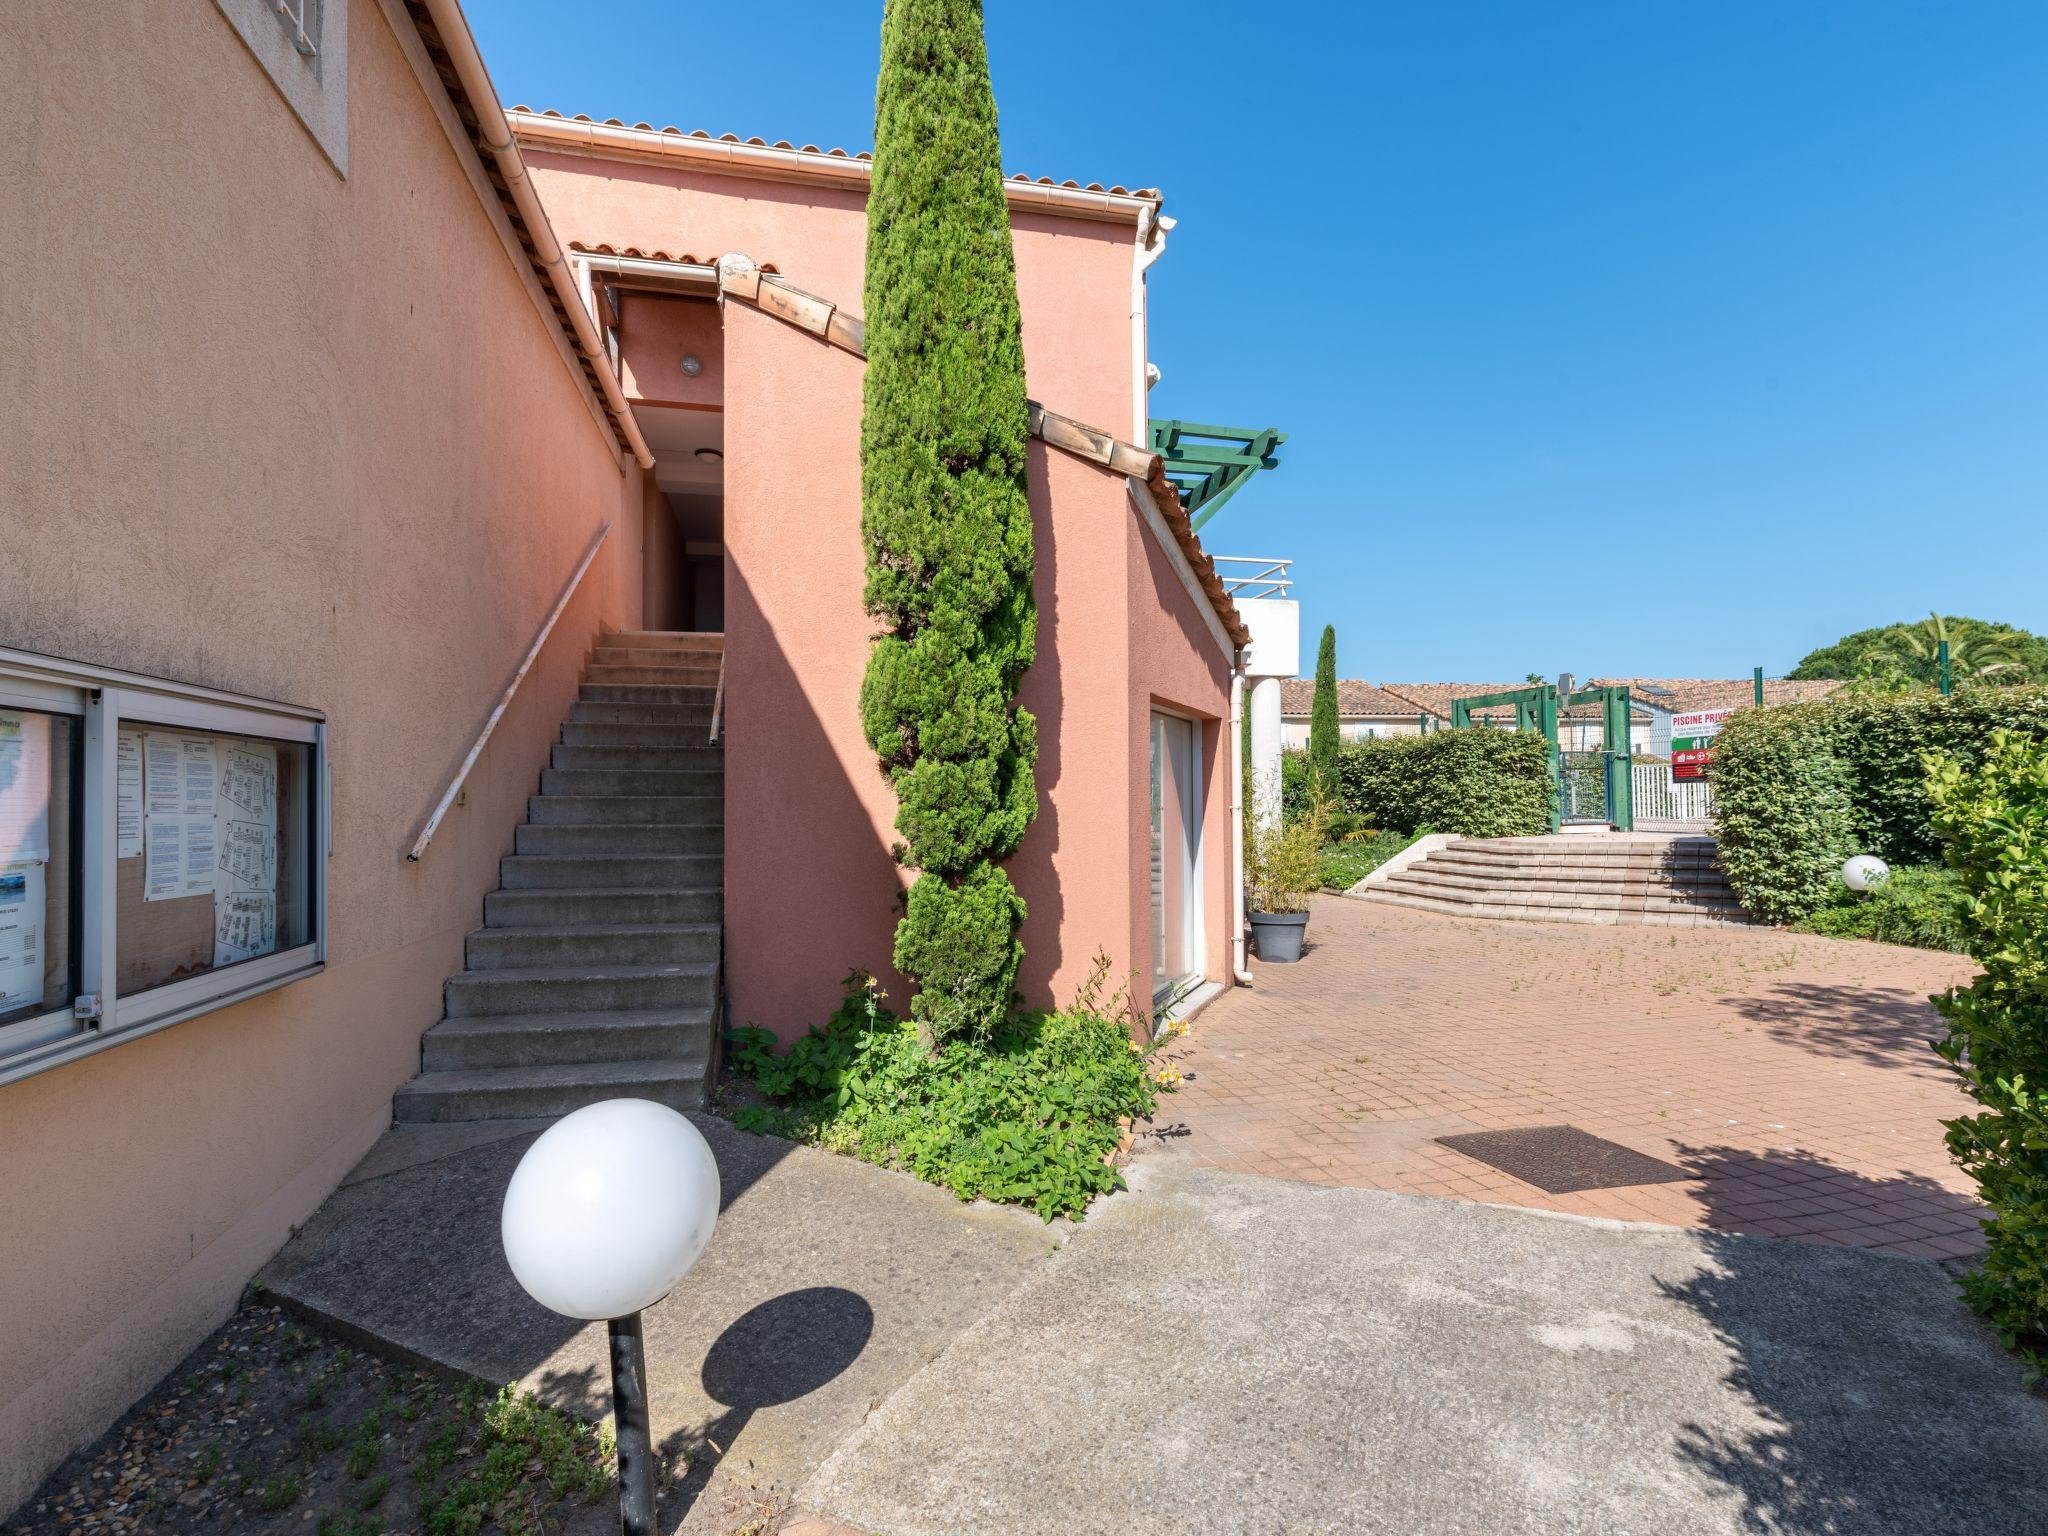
1590;677;1847;713
1277;680;1427;716
569;241;778;274
512;107;1161;199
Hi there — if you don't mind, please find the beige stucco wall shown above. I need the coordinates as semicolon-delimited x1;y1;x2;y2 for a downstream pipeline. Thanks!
0;0;643;1509
528;145;1233;1035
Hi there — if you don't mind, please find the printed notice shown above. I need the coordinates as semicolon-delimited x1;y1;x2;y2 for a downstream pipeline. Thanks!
219;819;277;890
178;737;219;818
0;861;44;1011
214;891;277;966
220;743;277;823
0;712;51;865
116;731;144;858
143;733;184;817
144;815;218;901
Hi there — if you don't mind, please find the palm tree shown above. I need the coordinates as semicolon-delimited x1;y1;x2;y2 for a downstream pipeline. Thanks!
1881;613;2029;690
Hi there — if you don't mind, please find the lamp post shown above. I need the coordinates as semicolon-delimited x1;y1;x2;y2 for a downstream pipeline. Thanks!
501;1099;721;1535
1842;854;1891;893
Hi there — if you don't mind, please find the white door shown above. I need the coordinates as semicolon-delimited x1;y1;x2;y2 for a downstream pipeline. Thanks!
1150;713;1203;1005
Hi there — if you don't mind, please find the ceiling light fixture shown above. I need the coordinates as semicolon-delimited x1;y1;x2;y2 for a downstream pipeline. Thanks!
679;354;703;377
694;447;723;464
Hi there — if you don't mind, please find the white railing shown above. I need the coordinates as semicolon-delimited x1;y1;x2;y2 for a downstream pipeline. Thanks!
406;521;611;861
1632;763;1715;823
1213;556;1292;599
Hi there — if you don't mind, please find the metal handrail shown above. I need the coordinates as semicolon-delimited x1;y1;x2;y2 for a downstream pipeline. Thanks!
708;648;726;744
1212;555;1293;599
406;521;612;861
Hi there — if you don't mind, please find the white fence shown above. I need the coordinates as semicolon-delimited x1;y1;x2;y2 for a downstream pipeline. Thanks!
1632;764;1715;822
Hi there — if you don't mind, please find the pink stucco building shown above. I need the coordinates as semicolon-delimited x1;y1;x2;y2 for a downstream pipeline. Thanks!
0;0;1259;1507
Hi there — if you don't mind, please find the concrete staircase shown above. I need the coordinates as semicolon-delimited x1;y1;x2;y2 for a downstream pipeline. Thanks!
1355;833;1753;927
394;631;725;1123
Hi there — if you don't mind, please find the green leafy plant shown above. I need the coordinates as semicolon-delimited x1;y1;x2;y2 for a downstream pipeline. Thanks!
1247;797;1328;915
1792;614;2046;688
729;956;1166;1220
414;1387;613;1536
1316;827;1426;892
858;0;1037;1045
1292;730;1554;837
1713;687;2048;921
1791;865;1969;952
1308;625;1340;794
1927;730;2048;1380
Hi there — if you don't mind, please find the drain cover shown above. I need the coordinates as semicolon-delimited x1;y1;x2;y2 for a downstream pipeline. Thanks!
1435;1125;1692;1194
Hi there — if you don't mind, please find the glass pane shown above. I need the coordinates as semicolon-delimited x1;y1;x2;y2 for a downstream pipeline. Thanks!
1150;714;1199;1002
0;709;80;1027
116;722;312;997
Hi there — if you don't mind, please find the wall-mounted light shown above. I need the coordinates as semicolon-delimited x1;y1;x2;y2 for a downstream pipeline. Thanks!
694;448;723;464
679;354;704;377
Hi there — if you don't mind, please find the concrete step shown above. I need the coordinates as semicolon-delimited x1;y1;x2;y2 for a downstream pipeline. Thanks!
585;664;723;687
444;962;717;1018
498;853;723;890
540;767;723;797
602;630;723;652
1434;854;1727;877
1394;865;1735;896
581;684;718;705
550;742;726;771
526;793;723;827
568;701;715;727
392;1057;711;1122
484;887;723;926
559;720;718;747
464;923;721;970
421;1008;713;1070
514;822;723;857
588;646;722;668
1359;888;1755;928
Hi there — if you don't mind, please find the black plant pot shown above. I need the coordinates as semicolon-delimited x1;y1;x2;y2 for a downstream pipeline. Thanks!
1249;910;1309;962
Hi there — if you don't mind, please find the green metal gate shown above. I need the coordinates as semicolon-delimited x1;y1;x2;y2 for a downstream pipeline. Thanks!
1451;683;1634;832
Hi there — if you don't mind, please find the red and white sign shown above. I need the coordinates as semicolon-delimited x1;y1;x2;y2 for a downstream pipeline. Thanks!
1670;707;1737;782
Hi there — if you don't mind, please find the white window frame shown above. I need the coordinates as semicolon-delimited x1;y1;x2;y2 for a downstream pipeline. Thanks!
0;647;328;1088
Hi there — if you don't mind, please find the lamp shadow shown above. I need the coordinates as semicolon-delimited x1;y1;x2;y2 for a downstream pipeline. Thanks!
652;1285;875;1529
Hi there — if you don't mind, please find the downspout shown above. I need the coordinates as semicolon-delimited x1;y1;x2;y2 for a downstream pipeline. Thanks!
1229;649;1253;985
1130;205;1171;442
418;0;656;471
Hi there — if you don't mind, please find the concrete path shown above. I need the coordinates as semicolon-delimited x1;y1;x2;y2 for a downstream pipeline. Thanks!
801;1152;2045;1536
259;1116;1055;1531
262;1119;2044;1535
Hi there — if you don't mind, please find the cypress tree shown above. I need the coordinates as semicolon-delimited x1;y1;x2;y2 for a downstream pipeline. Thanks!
858;0;1037;1044
1308;624;1340;794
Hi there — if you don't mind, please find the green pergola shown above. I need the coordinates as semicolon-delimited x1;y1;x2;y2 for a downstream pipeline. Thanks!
1451;683;1636;832
1149;419;1285;531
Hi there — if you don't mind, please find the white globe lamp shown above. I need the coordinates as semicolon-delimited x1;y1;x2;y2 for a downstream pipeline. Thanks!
1841;854;1891;894
501;1099;720;1535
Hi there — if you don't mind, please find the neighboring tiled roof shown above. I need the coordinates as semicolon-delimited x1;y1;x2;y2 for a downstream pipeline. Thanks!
1379;683;1530;723
571;241;779;273
511;109;1162;201
1590;677;1848;714
1277;680;1428;717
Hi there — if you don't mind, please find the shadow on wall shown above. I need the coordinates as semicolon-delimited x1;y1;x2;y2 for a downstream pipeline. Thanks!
1728;981;1961;1076
1010;439;1065;1005
1658;1144;2030;1535
721;561;904;1038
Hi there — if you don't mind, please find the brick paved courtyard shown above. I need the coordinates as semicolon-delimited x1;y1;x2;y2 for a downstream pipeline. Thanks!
1148;896;1987;1258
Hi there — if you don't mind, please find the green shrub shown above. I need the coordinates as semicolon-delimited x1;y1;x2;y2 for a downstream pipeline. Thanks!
858;0;1036;1044
728;957;1165;1221
1330;729;1554;837
1713;688;2048;921
1927;731;2048;1378
1317;827;1425;891
1790;865;1970;952
1308;625;1340;791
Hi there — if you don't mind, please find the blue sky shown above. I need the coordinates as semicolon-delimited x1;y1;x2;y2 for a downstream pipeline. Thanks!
468;1;2047;682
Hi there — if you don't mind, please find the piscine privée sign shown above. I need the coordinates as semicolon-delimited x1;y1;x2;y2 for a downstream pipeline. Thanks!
1670;707;1737;782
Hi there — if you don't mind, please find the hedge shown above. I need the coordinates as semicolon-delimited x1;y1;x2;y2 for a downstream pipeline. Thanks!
1283;729;1554;837
1928;731;2048;1375
1713;687;2048;922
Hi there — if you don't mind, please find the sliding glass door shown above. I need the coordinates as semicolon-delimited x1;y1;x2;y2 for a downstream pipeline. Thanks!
1149;712;1203;1006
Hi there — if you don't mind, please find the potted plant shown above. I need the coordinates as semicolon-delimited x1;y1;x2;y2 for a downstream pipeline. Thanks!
1246;798;1328;962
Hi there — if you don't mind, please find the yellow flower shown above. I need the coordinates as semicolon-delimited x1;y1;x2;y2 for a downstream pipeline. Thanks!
1127;1039;1143;1053
1168;1018;1190;1037
1153;1064;1184;1088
